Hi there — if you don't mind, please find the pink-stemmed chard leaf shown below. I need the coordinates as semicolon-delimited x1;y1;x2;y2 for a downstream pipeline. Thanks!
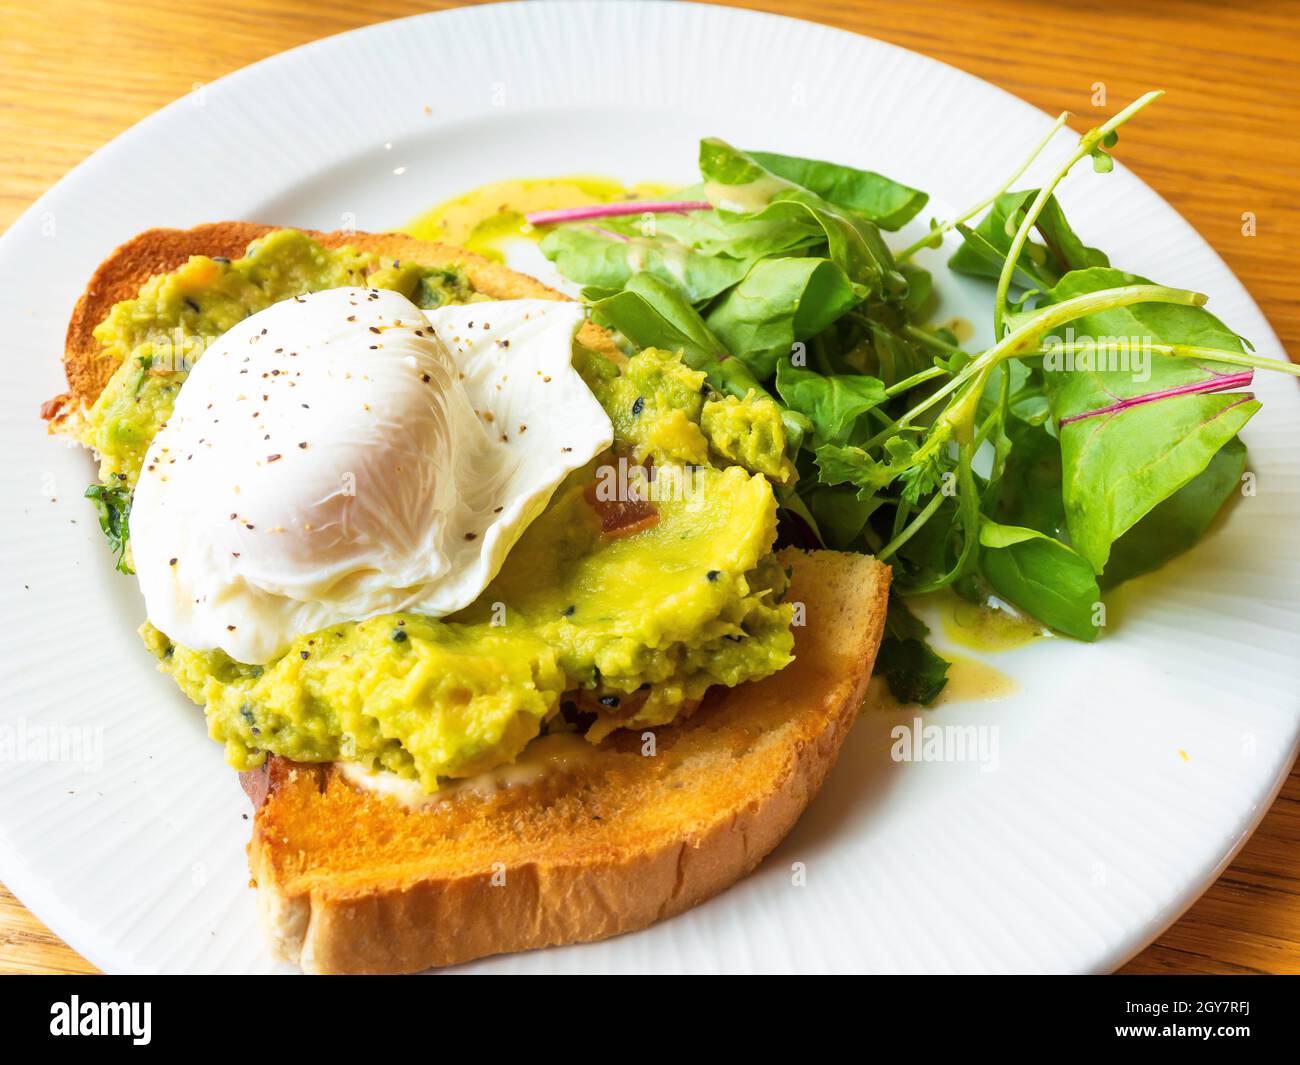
525;201;712;226
1056;381;1260;574
1058;369;1255;426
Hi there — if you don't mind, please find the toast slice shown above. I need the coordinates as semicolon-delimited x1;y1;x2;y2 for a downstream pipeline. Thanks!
52;223;890;973
244;547;888;974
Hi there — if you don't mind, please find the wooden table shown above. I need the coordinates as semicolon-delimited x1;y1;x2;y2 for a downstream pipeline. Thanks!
1;0;1296;975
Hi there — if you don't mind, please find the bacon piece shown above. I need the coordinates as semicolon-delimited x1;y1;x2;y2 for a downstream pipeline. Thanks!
583;461;660;538
586;492;659;538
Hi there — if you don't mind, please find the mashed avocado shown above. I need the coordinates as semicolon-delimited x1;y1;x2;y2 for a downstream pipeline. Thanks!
81;230;480;487
583;346;795;483
88;231;796;790
144;463;791;790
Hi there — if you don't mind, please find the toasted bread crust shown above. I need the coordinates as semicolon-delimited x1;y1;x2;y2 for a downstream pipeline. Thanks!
245;548;889;974
44;222;619;430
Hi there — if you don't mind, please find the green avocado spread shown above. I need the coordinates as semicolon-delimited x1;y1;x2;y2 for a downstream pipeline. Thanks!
85;230;796;791
82;230;481;488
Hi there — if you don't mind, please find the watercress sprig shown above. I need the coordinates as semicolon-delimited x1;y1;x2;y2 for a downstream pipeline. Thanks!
991;91;1164;338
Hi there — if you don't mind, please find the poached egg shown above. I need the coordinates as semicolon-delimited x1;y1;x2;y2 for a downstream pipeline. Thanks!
130;287;612;664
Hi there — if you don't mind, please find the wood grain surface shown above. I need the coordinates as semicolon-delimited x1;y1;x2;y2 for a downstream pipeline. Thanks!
1;0;1296;976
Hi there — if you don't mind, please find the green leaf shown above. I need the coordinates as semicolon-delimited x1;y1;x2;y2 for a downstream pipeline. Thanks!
752;196;901;297
994;420;1068;541
776;483;825;546
978;520;1101;641
862;319;934;389
874;595;950;705
85;483;133;575
1060;393;1258;574
893;495;961;587
538;225;749;303
1038;267;1258;573
645;200;822;259
1039;268;1247;379
705;257;862;378
951;219;1055;290
806;483;883;550
1034;195;1111;276
590;282;726;369
949;190;1108;289
898;263;933;317
775;360;886;445
698;138;905;300
1099;436;1247;589
699;137;781;193
747;149;929;230
814;442;904;497
618;274;722;350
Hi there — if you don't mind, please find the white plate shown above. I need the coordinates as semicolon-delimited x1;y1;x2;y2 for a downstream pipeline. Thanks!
1;0;1296;975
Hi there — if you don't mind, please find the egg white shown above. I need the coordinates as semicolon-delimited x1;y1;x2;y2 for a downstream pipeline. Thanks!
130;287;612;664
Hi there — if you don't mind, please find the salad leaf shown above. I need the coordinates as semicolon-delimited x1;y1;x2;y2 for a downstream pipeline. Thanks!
1035;267;1247;363
861;317;934;389
978;520;1101;640
952;218;1054;291
775;360;887;445
1099;435;1247;589
892;495;962;588
949;189;1108;288
590;275;731;370
748;149;929;230
1056;391;1258;574
994;420;1068;540
814;441;908;498
706;257;861;378
644;184;826;258
85;483;133;575
1038;267;1259;573
539;225;749;303
775;482;825;547
992;420;1248;591
699;139;906;299
1034;197;1111;276
806;483;883;550
898;263;933;317
874;595;950;705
